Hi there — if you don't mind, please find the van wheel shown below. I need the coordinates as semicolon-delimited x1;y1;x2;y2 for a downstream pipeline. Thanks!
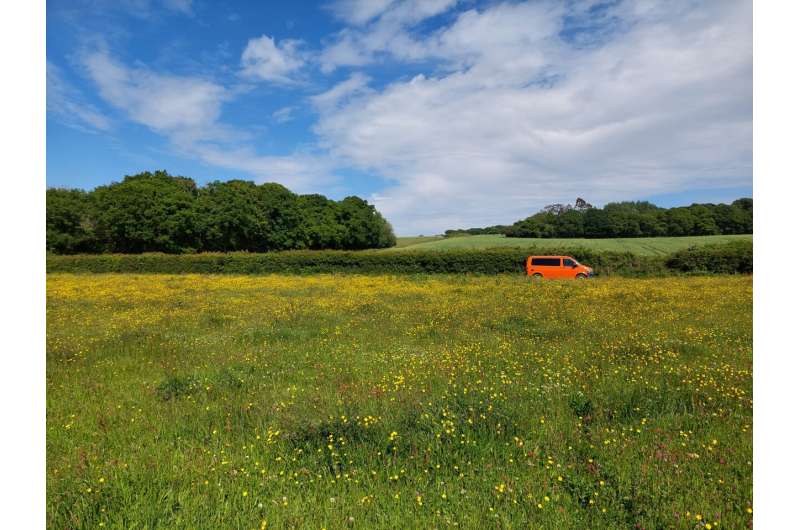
532;273;543;279
575;273;587;279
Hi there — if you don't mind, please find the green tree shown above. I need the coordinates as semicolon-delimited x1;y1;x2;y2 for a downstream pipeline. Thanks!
709;203;750;235
46;188;97;253
297;194;347;249
687;204;720;235
92;170;200;253
337;196;396;249
195;180;267;251
638;211;668;236
604;203;643;237
254;183;307;251
446;197;752;239
555;209;585;237
732;197;753;212
583;208;611;238
664;208;695;236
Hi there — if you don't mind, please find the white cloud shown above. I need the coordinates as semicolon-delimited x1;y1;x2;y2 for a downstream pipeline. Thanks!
47;60;112;132
81;49;333;191
64;0;752;234
241;35;305;83
184;145;336;190
328;0;397;25
82;50;228;142
310;73;372;112
313;0;753;234
272;106;296;124
319;0;458;71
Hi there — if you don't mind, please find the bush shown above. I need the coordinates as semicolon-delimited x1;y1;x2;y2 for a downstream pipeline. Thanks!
47;242;751;276
665;240;752;274
47;247;669;276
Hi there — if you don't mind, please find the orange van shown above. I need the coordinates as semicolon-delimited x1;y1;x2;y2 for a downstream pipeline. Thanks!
526;256;594;279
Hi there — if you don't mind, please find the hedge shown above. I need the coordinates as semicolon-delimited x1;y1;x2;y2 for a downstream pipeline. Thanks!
45;242;749;276
665;240;753;274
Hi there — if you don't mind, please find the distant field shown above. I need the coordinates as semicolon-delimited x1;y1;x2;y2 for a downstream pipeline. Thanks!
391;235;445;248
389;234;752;256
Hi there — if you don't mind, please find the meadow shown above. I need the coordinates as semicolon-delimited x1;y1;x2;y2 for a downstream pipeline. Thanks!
387;234;753;255
47;274;752;529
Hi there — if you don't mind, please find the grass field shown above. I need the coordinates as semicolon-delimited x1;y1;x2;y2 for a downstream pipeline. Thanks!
389;234;752;255
390;236;445;248
47;274;752;529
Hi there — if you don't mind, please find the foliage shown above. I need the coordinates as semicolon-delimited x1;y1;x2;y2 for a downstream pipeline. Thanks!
46;240;752;276
47;274;753;529
91;170;201;253
46;170;396;254
46;188;98;253
194;179;271;252
665;241;753;274
447;197;753;239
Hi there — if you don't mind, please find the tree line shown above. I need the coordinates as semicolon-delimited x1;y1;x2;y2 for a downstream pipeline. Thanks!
46;171;396;254
444;197;752;239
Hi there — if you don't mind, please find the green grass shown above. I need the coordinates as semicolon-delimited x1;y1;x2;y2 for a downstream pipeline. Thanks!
392;236;445;248
387;234;752;256
47;274;752;529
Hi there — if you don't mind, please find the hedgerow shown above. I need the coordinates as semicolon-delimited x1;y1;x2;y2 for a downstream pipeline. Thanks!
46;242;752;276
664;240;753;274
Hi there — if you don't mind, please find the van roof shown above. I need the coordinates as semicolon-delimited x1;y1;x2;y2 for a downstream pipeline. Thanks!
528;255;574;259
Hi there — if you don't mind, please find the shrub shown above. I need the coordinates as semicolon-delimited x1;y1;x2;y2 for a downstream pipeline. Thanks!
47;243;751;276
665;240;752;274
48;247;667;276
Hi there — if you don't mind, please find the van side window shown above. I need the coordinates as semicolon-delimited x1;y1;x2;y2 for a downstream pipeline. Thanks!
563;258;575;267
532;258;560;266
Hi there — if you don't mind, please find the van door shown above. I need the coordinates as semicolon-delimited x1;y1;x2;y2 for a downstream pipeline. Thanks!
562;258;576;278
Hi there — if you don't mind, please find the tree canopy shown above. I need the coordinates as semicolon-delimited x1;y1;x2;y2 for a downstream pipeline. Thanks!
445;197;752;239
47;171;396;254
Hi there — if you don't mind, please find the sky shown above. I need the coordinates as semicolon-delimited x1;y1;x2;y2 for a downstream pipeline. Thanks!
46;0;753;235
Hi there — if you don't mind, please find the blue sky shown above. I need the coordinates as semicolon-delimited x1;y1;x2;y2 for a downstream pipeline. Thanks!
47;0;752;234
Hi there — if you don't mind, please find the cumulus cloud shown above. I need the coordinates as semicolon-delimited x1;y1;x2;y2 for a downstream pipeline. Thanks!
81;49;333;191
63;0;752;234
313;0;753;234
241;35;305;83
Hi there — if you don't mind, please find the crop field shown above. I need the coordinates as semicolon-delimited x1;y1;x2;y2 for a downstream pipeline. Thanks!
47;274;752;529
389;234;752;255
